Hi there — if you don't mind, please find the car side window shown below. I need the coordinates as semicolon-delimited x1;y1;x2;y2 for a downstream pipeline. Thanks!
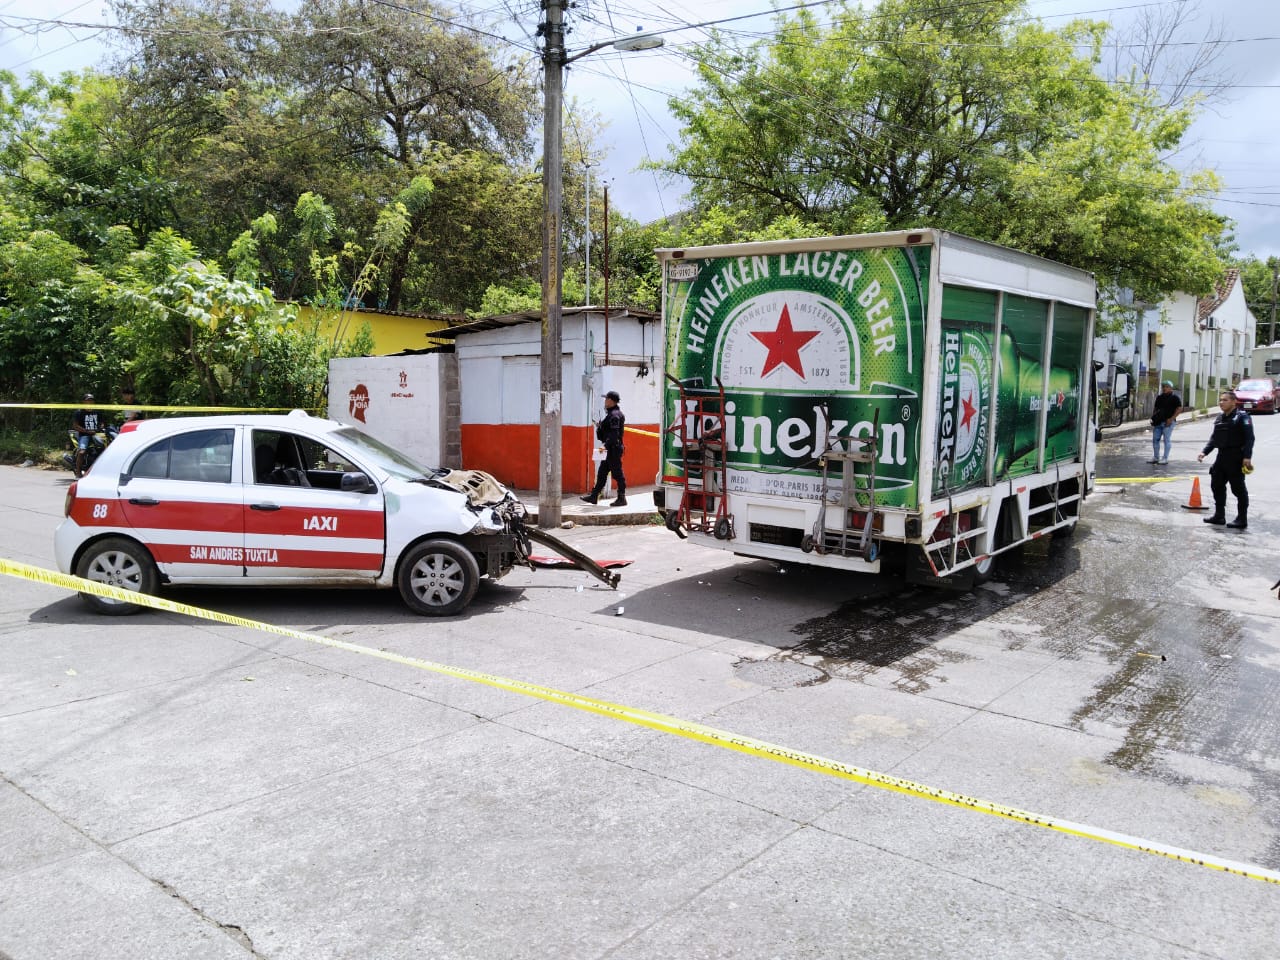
253;429;311;487
252;429;367;491
131;439;171;479
131;429;235;483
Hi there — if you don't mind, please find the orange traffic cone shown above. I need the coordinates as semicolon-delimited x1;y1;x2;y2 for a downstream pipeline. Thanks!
1181;476;1209;511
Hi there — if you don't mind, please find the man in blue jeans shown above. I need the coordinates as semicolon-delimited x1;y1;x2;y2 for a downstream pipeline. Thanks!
1149;380;1182;464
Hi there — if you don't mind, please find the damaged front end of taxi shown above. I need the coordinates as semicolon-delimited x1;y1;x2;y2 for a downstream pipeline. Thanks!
437;469;620;590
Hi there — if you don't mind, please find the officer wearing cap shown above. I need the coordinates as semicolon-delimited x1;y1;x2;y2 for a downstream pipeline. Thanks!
71;393;101;478
1149;379;1182;465
1198;390;1254;529
582;390;627;506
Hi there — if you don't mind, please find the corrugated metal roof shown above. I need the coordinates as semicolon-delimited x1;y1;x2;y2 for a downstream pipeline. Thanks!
434;305;659;338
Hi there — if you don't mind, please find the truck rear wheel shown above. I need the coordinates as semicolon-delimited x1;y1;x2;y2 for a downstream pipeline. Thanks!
971;553;995;584
398;539;480;616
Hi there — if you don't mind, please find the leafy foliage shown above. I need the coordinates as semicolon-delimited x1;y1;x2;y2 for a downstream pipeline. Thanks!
1238;257;1279;346
101;0;542;313
661;0;1229;327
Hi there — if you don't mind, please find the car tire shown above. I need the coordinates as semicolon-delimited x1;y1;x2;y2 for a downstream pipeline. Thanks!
74;537;159;615
397;539;480;617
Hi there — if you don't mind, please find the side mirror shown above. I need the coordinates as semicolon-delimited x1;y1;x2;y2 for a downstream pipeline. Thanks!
340;471;376;493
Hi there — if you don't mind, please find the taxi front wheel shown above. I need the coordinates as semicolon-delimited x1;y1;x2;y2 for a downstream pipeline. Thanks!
398;539;480;616
75;537;159;615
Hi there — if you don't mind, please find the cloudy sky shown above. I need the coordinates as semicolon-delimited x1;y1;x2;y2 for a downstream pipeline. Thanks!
4;0;1278;258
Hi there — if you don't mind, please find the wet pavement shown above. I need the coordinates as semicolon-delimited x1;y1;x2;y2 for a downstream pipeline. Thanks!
736;413;1280;868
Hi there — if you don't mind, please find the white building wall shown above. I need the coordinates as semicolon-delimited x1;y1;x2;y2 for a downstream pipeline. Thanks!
455;310;662;429
327;354;446;467
1093;283;1258;396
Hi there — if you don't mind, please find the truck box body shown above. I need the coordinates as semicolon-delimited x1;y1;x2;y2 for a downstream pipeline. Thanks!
657;229;1097;577
1252;344;1280;377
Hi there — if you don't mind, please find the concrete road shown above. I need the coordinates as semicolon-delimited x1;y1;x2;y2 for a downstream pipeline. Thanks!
1;414;1278;959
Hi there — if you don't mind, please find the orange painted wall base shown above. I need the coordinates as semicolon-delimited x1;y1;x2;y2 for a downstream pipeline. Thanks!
462;423;659;493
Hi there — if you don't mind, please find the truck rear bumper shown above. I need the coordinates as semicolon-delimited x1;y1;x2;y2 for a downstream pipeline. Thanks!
687;531;882;574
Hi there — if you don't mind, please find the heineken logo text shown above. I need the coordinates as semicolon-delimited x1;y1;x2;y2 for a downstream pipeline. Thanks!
683;402;908;466
938;330;962;478
935;327;991;492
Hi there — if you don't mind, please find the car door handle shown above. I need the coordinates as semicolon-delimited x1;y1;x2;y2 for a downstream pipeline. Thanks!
128;497;160;506
250;503;282;511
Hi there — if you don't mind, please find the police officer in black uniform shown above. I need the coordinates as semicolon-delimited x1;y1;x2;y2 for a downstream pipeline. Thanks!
582;390;627;507
1198;389;1255;529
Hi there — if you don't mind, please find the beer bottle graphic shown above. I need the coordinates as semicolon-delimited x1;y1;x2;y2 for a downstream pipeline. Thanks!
993;329;1079;477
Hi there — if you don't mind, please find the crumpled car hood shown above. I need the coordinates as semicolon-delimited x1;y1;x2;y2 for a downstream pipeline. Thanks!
433;469;513;507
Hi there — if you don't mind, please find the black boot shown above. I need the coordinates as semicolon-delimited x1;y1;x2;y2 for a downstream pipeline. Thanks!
1204;511;1226;525
610;484;627;507
1226;510;1247;529
580;490;600;504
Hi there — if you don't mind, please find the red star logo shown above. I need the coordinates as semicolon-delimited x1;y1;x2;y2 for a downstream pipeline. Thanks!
750;304;820;378
960;392;977;431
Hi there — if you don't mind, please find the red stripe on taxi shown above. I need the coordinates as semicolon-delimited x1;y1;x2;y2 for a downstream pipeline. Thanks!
74;499;242;529
150;544;382;570
245;506;384;539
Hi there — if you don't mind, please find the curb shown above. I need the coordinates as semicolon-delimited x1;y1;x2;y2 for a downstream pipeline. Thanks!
523;506;661;528
1101;408;1212;438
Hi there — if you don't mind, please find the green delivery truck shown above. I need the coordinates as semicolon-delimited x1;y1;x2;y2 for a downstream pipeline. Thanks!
654;229;1098;582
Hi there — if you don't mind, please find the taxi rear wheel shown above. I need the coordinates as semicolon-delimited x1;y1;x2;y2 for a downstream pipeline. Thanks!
75;537;159;615
398;539;480;617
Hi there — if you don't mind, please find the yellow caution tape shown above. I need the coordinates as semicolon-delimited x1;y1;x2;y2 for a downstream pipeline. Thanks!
1095;476;1192;484
625;426;662;439
0;403;311;413
4;555;1278;887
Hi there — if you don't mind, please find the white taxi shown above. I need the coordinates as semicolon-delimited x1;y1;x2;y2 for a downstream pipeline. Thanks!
55;411;528;616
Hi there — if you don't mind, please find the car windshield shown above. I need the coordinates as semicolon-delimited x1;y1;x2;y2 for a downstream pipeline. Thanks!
1238;380;1272;391
332;427;440;480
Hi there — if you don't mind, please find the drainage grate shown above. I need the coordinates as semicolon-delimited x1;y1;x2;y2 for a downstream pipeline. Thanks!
733;659;828;688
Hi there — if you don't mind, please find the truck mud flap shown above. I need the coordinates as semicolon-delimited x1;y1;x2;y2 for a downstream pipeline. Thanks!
522;526;622;590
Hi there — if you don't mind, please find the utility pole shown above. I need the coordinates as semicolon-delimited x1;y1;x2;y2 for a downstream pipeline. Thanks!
538;0;566;528
603;182;610;365
535;14;661;527
584;163;592;306
1270;257;1278;346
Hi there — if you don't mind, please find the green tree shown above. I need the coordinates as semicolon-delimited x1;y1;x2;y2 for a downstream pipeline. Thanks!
0;228;115;399
0;71;176;252
102;0;544;313
662;0;1227;324
1238;257;1279;346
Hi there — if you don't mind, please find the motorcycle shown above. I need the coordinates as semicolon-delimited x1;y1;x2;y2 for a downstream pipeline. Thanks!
63;423;120;478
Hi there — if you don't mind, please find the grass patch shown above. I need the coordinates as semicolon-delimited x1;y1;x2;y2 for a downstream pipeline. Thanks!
0;425;73;468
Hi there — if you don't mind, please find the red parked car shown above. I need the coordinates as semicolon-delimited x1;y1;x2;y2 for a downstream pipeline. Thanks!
1235;378;1278;414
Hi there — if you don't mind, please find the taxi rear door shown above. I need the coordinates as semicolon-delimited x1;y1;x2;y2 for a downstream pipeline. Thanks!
117;426;245;579
243;428;386;580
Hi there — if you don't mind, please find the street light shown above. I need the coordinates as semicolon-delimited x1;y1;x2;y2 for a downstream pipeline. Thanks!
538;7;663;527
